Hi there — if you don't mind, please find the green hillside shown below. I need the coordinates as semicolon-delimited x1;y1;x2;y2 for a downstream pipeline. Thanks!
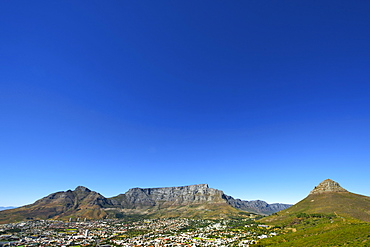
104;202;252;221
262;192;370;226
258;217;370;246
257;179;370;246
147;202;251;219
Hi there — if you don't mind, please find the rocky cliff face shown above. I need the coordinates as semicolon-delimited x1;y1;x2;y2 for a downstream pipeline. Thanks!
0;184;291;223
309;179;348;195
110;184;225;208
110;184;291;215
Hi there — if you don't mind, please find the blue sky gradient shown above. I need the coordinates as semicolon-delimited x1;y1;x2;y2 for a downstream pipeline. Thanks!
1;1;370;206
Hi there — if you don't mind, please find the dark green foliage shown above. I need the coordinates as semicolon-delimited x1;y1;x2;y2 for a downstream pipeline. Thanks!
296;213;335;219
227;218;254;228
126;229;148;238
1;228;22;234
115;213;124;218
238;211;251;216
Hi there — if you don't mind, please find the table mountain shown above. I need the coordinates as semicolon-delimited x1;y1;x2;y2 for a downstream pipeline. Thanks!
110;184;225;208
108;184;290;215
0;184;291;223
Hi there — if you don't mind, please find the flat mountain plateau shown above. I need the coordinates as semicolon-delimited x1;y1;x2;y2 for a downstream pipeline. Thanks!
0;184;291;224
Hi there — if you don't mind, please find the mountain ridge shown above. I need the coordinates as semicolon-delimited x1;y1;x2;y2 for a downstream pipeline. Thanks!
0;184;291;223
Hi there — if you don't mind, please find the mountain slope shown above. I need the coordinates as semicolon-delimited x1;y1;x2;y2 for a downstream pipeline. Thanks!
110;184;291;215
0;186;112;223
258;179;370;246
0;184;291;223
106;184;241;219
261;179;370;225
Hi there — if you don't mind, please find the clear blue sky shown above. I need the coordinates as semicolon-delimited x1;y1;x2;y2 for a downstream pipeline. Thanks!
1;1;369;206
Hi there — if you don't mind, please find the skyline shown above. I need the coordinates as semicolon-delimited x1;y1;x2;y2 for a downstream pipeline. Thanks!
0;178;361;207
1;1;370;206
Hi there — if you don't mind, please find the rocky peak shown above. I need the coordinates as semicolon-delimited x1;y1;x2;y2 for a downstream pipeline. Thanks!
74;186;91;193
309;179;348;195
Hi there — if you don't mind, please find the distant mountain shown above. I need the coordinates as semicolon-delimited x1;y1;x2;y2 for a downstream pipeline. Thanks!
107;184;291;218
110;184;225;208
0;184;291;223
224;195;291;215
108;184;243;218
109;184;291;215
261;179;370;225
0;206;16;211
0;186;112;223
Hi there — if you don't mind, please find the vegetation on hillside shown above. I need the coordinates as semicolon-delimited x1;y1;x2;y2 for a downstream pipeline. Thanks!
257;213;370;246
262;192;370;226
255;187;370;246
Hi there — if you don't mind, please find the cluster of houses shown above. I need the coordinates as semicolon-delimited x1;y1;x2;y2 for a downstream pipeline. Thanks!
0;217;280;246
110;218;277;246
